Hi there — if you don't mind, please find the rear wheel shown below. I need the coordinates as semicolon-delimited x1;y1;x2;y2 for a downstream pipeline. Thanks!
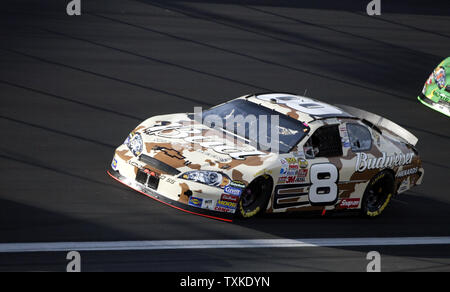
237;175;273;218
361;171;395;217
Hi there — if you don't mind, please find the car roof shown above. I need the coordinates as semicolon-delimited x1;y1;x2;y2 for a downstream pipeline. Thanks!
239;93;354;123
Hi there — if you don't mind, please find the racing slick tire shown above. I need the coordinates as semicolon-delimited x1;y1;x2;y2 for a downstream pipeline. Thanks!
237;175;273;218
361;171;395;217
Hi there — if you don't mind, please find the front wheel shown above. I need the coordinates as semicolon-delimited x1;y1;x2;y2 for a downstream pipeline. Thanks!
237;175;273;218
361;171;395;217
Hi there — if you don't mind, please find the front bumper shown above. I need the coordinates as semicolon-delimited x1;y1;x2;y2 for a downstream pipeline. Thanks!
418;94;450;117
107;167;234;222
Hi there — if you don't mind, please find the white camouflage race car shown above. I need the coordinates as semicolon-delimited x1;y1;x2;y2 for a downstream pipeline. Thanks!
108;93;424;221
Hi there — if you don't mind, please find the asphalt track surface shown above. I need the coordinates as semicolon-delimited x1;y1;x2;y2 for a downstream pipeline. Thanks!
0;0;450;272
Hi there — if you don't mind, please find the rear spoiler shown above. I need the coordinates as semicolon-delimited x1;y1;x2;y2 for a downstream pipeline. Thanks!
336;104;418;146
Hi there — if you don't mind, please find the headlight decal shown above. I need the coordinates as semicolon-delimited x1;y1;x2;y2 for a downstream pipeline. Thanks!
179;171;248;191
434;67;446;89
180;170;230;188
125;132;143;156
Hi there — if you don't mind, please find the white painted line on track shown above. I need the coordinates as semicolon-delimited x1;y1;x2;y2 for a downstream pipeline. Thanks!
0;237;450;253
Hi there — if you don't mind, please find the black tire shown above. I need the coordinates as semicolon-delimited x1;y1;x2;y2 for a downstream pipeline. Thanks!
237;175;273;218
361;171;395;217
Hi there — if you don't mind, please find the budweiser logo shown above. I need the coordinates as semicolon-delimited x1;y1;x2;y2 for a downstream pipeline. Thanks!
355;152;414;172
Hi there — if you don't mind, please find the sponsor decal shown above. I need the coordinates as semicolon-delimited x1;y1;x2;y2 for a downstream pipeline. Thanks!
396;167;418;178
111;157;118;170
188;197;203;208
398;178;410;193
286;157;297;164
224;185;243;196
280;158;288;175
297;169;308;178
216;200;237;210
289;163;299;170
286;176;296;184
230;180;246;189
355;152;414;172
221;193;240;203
298;159;308;169
440;94;450;103
425;73;433;85
423;74;433;94
214;206;234;213
202;199;214;210
278;176;287;184
339;198;360;209
295;176;306;183
287;170;298;177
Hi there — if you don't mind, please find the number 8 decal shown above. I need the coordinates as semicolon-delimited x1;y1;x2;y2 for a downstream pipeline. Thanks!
309;163;339;205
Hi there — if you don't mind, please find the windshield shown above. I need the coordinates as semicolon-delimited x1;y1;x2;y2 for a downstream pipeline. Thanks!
201;99;309;153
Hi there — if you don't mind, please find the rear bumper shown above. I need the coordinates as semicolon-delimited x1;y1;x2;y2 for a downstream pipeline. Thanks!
107;168;234;222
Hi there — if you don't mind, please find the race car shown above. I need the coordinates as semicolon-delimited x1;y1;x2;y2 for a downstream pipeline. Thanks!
108;93;424;221
418;57;450;117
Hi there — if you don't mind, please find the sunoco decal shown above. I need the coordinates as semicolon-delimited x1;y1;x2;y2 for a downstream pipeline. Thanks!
188;197;203;208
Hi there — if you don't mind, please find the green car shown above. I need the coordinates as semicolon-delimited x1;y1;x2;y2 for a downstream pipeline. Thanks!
418;57;450;117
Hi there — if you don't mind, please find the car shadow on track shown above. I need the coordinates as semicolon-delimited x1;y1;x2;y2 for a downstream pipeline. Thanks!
232;191;450;239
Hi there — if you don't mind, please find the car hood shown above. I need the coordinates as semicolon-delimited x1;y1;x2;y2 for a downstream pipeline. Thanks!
134;113;276;174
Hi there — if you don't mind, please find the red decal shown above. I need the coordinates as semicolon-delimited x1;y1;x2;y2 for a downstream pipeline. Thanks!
339;198;360;209
221;193;240;203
